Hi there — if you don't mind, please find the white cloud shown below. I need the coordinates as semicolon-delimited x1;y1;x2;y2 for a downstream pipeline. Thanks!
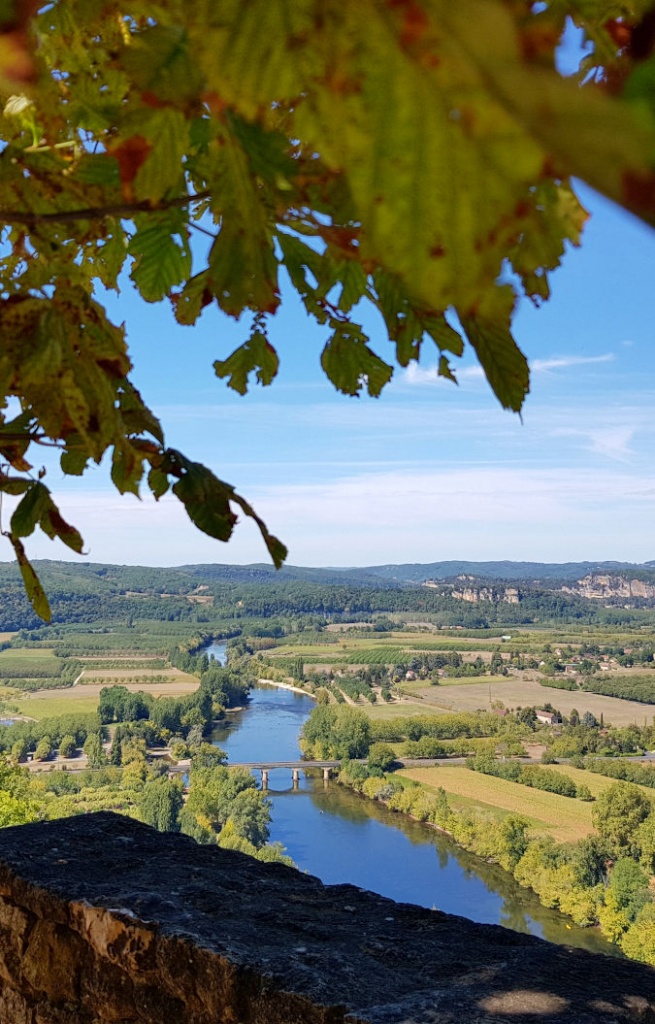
403;362;482;385
13;465;655;567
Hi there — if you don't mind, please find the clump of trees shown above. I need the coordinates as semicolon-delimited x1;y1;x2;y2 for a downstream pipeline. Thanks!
179;762;291;865
300;706;372;760
467;756;582;799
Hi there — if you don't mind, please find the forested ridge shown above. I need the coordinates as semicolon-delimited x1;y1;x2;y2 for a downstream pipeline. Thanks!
0;559;655;632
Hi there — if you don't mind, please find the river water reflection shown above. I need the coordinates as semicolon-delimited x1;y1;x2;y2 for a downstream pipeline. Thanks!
209;654;615;956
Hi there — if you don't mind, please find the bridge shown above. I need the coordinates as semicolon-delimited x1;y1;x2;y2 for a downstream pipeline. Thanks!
230;760;341;788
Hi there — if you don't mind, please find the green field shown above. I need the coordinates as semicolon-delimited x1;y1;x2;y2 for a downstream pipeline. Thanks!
400;762;655;843
400;764;596;842
0;647;56;659
17;696;101;720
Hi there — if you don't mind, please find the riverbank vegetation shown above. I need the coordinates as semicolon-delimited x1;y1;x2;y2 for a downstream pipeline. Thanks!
310;696;655;965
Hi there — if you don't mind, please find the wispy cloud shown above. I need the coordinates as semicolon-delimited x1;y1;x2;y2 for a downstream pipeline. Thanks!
531;354;615;372
403;353;615;386
554;425;637;461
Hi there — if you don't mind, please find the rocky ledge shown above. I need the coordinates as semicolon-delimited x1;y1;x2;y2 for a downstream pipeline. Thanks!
0;812;653;1023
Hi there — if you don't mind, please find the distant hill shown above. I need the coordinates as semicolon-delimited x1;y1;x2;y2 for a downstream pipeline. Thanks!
357;560;655;584
1;558;655;590
177;563;387;586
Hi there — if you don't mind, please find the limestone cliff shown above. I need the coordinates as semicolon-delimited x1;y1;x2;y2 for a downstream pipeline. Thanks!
562;574;655;602
424;579;523;604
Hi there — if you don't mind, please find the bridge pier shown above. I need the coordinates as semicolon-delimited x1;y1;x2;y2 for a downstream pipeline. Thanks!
229;760;340;788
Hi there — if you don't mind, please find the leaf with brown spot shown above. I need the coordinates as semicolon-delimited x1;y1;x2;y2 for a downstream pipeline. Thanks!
110;137;152;201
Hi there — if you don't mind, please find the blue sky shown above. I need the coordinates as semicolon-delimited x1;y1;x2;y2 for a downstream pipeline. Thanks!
11;182;655;568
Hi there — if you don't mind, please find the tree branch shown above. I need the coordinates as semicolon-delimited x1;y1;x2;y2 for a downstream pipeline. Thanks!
0;190;212;227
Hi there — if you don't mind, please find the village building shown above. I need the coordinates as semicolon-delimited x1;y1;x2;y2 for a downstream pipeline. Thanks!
535;710;561;726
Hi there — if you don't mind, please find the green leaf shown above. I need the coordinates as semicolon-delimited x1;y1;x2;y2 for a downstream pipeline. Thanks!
509;181;588;304
438;355;458;384
9;537;51;622
459;314;529;413
171;271;212;327
129;219;191;303
321;325;393;397
230;492;288;570
209;223;279;317
110;444;141;496
133;108;190;202
10;480;85;554
263;533;288;571
95;225;128;291
120;25;204;103
276;233;331;323
337;260;368;314
148;465;170;500
426;318;465;358
163;448;287;567
207;128;279;317
72;153;121;187
171;460;238;542
0;410;35;469
118;381;164;444
60;442;89;477
229;114;296;184
214;331;280;395
0;477;30;496
10;482;50;539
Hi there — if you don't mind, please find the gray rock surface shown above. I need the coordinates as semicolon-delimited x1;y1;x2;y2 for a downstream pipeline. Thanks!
0;812;652;1023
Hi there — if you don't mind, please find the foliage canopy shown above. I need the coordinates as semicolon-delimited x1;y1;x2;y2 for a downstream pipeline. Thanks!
0;1;654;614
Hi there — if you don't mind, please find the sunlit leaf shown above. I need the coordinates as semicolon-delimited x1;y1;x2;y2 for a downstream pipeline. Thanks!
129;218;191;303
207;128;279;317
9;537;50;622
133;108;190;203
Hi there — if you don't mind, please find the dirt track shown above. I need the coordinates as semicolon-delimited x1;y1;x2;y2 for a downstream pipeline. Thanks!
22;678;200;700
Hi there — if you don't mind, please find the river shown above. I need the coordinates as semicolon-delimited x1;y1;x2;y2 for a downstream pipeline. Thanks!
207;644;616;956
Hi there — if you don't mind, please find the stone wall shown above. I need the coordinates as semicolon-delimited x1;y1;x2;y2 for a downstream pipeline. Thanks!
0;813;652;1023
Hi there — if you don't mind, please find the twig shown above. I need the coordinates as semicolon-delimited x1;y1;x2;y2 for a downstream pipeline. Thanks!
0;190;212;226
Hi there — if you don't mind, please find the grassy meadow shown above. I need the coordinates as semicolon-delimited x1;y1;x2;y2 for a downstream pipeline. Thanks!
20;696;103;720
400;765;595;842
399;763;655;844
